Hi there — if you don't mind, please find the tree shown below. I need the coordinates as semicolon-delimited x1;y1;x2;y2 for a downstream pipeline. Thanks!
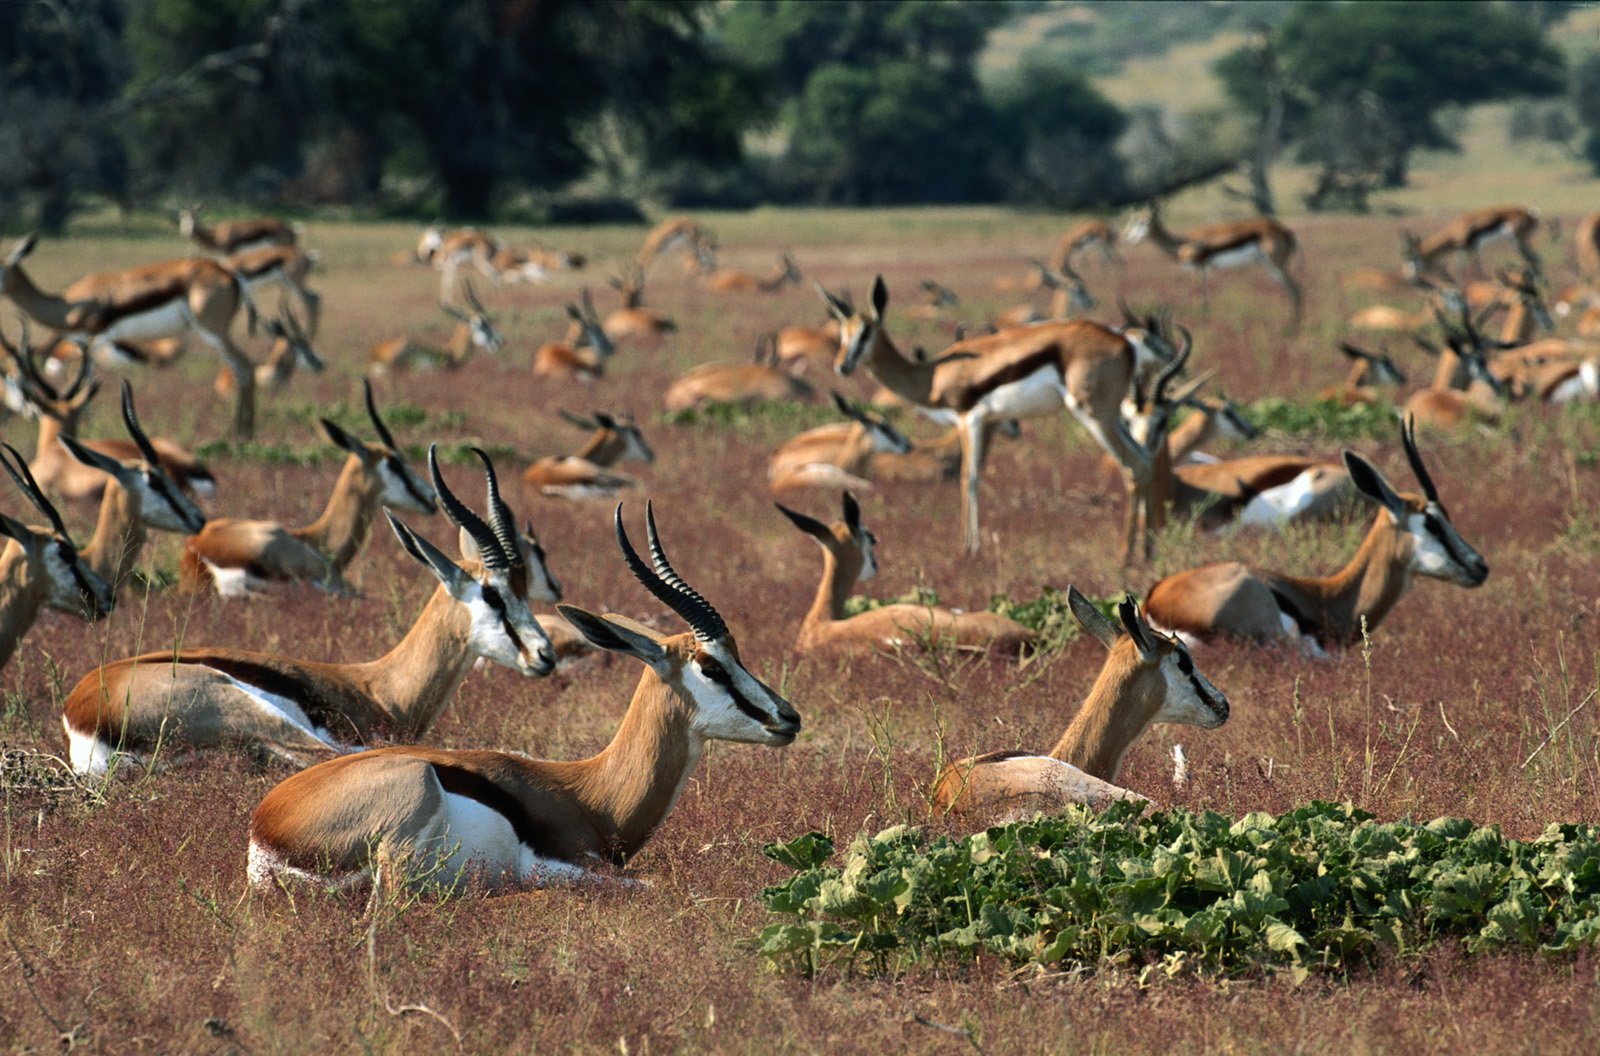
987;61;1127;207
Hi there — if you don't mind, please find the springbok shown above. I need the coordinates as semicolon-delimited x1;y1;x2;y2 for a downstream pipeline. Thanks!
899;280;961;323
598;264;676;344
56;382;208;592
179;208;298;256
490;243;586;285
1144;418;1487;655
820;276;1182;560
868;419;1022;483
774;316;843;376
1403;205;1539;280
226;244;322;336
636;217;716;272
245;502;800;891
776;492;1036;656
0;444;114;669
523;410;655;500
1478;265;1553;346
534;290;616;382
368;283;502;374
704;254;802;294
179;382;437;595
1;324;216;501
1123;200;1302;329
1052;218;1121;271
214;308;325;399
63;456;558;775
0;235;261;438
931;589;1227;820
1404;315;1507;430
415;227;501;300
995;260;1094;328
768;393;912;493
663;334;815;413
1316;342;1408;407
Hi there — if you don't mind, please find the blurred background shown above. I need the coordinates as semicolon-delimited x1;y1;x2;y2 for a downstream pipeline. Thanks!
1;0;1593;232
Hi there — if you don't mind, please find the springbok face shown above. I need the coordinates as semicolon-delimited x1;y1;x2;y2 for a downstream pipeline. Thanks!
559;503;801;748
568;290;614;360
1343;418;1489;589
1070;588;1228;730
61;383;207;535
0;321;95;427
819;276;886;377
0;443;113;620
1210;397;1260;442
832;392;912;457
265;312;325;376
416;227;444;262
515;521;562;603
323;380;437;516
776;491;877;585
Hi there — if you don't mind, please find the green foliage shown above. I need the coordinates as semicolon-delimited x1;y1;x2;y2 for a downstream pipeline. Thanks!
987;61;1128;207
986;588;1119;651
844;587;942;619
662;400;845;431
1244;397;1399;441
757;802;1600;979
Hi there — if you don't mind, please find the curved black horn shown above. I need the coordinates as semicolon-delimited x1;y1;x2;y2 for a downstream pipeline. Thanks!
470;446;523;568
1400;415;1439;504
644;502;727;642
363;378;399;451
119;381;160;466
429;444;504;569
0;442;68;539
614;503;725;641
1152;344;1190;406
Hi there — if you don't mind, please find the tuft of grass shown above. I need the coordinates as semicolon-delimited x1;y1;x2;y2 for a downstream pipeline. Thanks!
1244;398;1400;441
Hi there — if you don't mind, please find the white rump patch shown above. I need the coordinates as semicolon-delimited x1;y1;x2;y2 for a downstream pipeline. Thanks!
204;561;256;597
64;716;117;775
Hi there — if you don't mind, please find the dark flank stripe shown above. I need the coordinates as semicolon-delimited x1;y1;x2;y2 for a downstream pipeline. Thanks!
1466;215;1518;243
1188;231;1261;263
949;346;1062;413
68;283;190;333
1267;586;1316;642
968;749;1036;765
430;763;558;855
178;655;354;734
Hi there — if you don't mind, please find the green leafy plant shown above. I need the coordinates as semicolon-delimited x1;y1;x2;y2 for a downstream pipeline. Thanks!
756;802;1600;981
1244;398;1400;440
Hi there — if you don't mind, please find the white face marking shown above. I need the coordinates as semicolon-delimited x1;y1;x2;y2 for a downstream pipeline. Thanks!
868;422;912;454
459;576;555;676
1154;648;1227;730
855;530;878;582
471;317;502;353
1402;506;1485;587
129;472;205;533
41;544;98;614
619;428;654;464
685;639;790;746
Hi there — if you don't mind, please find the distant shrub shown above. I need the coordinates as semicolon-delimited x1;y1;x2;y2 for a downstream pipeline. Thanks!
1245;397;1398;440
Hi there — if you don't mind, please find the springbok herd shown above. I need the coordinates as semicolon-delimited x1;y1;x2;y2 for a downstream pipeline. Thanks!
0;198;1594;893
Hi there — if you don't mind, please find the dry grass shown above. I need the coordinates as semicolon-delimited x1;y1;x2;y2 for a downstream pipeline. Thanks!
0;205;1599;1053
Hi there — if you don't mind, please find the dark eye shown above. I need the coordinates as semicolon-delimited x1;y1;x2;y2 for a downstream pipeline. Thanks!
700;657;725;677
1175;650;1194;675
866;531;878;546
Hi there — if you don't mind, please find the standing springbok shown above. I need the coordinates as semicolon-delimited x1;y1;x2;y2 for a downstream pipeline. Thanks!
0;235;261;438
1053;218;1121;271
63;456;558;775
0;444;115;669
777;492;1037;656
179;382;437;595
1144;418;1487;655
523;410;655;500
534;291;616;382
931;589;1227;820
415;227;501;301
636;217;716;272
1403;205;1539;280
1;323;215;500
1316;342;1408;407
1123;200;1302;329
820;276;1181;559
246;502;800;891
179;208;298;256
226;244;321;336
368;283;502;374
56;382;208;592
768;393;912;493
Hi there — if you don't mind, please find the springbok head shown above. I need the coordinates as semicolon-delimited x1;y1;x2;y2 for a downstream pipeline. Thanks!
831;392;912;456
1069;587;1228;730
318;380;437;516
0;443;113;620
58;382;207;536
776;490;878;586
818;275;890;377
442;281;503;354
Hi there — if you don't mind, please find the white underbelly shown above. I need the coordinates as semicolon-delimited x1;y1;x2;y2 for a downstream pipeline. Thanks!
204;560;256;597
427;792;592;887
975;366;1064;420
220;672;340;749
1204;243;1266;270
912;405;960;427
97;301;191;343
1239;470;1319;527
1548;363;1599;404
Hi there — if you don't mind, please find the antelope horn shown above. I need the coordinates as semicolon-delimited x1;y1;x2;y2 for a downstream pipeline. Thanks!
614;502;728;642
119;381;161;466
363;378;399;452
429;444;505;570
0;442;68;539
558;409;597;431
471;446;523;568
1400;414;1439;505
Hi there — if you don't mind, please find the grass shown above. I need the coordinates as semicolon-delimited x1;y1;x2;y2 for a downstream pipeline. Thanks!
0;197;1599;1053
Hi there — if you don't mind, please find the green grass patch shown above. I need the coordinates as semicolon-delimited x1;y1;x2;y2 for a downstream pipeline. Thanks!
1244;398;1400;441
756;801;1600;981
846;587;1121;652
663;400;848;431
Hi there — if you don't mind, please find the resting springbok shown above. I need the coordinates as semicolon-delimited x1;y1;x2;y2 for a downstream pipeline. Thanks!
179;208;298;256
0;444;114;669
775;315;843;375
63;455;558;775
1403;205;1539;281
0;234;261;438
214;308;325;399
1405;314;1507;431
1316;342;1408;407
664;334;815;413
56;382;208;592
1123;200;1302;329
226;244;321;336
869;419;1022;483
704;254;802;294
931;589;1227;820
820;276;1181;560
523;410;655;500
598;264;676;345
1144;418;1487;656
1;323;215;501
995;260;1094;328
777;492;1036;656
179;382;436;595
368;283;502;374
636;217;716;272
490;243;586;285
768;393;912;493
534;290;616;382
245;502;800;891
1052;218;1120;271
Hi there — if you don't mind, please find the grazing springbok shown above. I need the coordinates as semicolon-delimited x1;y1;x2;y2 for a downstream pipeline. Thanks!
523;410;655;500
0;444;115;669
768;393;912;493
534;290;616;382
931;589;1227;820
1123;200;1302;329
63;456;558;775
598;264;676;344
1316;342;1408;407
704;254;802;294
368;283;502;374
820;276;1182;559
56;383;208;592
178;383;437;595
1144;418;1487;655
1;324;215;501
245;502;800;891
776;492;1037;656
179;208;298;256
214;308;325;399
1052;218;1121;271
636;217;716;272
664;334;815;413
226;244;322;336
1403;205;1539;280
0;235;261;438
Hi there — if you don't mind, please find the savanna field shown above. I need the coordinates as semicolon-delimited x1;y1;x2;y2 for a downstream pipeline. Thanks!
5;203;1600;1054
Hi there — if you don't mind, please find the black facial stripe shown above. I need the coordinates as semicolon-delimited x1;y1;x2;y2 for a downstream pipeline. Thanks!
391;459;432;507
1425;513;1473;567
699;658;770;724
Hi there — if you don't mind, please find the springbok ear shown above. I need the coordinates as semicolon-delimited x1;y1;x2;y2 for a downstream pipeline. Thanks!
1117;594;1157;662
1342;451;1405;518
556;604;667;666
775;502;832;542
1067;586;1118;650
57;436;133;481
387;512;469;593
870;275;888;320
0;511;34;544
318;418;369;457
841;491;862;533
